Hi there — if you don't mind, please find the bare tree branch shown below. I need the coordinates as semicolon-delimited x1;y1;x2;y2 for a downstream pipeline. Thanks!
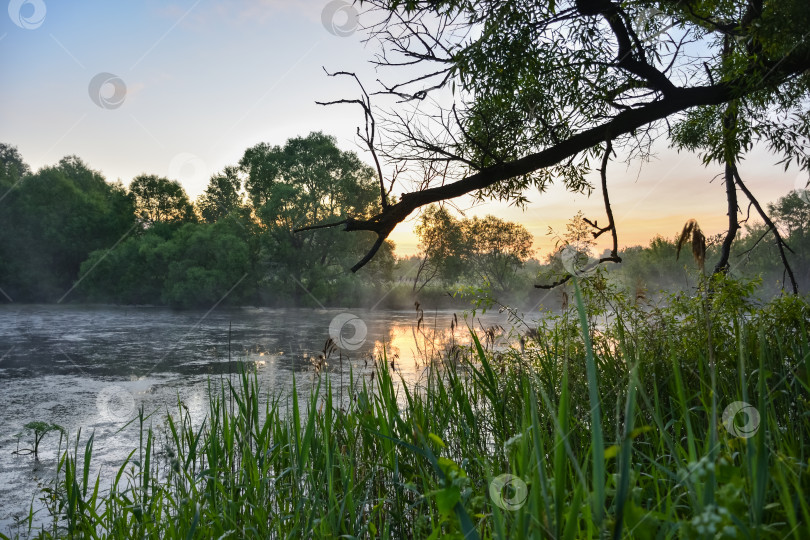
536;139;621;289
733;169;799;293
316;69;389;210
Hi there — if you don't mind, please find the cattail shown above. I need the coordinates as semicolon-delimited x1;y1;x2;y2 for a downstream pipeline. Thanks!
676;219;706;272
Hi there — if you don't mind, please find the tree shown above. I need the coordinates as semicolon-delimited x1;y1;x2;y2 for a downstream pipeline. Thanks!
240;132;379;224
769;191;810;241
196;166;244;223
463;215;533;291
130;174;196;225
412;207;535;293
0;143;30;189
413;205;465;292
239;132;388;303
0;154;136;301
78;224;173;305
0;143;31;300
78;219;257;308
766;191;810;287
313;0;810;280
71;134;401;308
160;221;253;308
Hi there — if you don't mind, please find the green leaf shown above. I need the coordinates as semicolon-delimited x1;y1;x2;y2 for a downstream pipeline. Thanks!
573;279;605;525
429;432;447;449
438;456;467;479
629;426;652;439
436;485;461;518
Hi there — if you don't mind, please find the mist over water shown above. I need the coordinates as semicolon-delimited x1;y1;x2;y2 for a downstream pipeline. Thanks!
0;304;528;532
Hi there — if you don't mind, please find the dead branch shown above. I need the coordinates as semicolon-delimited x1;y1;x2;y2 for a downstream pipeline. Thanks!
536;139;622;289
732;169;799;293
316;69;389;210
535;255;625;289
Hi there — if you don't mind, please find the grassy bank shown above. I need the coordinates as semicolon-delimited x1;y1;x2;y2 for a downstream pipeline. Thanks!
8;276;810;539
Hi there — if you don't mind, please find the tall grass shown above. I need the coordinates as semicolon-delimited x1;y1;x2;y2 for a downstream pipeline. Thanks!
7;275;810;539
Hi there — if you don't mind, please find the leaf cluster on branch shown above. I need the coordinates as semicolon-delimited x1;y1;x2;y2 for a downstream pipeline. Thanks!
308;0;809;283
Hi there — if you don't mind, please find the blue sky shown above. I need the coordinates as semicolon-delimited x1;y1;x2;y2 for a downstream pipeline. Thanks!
1;0;803;256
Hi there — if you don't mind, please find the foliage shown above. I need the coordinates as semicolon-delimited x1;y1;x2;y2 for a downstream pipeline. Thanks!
240;131;379;222
462;215;534;292
413;206;534;294
0;143;30;185
0;150;136;302
769;190;810;240
0;136;404;308
239;132;394;306
129;174;196;225
13;422;65;461
413;206;467;292
159;221;254;309
3;139;810;308
77;223;175;305
195;166;244;224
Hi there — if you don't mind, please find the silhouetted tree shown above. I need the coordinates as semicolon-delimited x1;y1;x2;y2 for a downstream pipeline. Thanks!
130;174;196;225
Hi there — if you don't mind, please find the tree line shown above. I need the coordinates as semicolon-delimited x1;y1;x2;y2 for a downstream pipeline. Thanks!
0;135;534;308
411;197;810;308
2;133;807;309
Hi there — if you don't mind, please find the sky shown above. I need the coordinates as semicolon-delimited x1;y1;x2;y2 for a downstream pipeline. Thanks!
1;0;805;258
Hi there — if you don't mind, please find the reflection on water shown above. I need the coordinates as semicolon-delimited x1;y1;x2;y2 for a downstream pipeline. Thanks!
0;304;529;534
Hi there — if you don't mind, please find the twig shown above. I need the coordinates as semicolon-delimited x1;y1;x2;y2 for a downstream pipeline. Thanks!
733;169;798;293
536;140;622;289
316;69;389;210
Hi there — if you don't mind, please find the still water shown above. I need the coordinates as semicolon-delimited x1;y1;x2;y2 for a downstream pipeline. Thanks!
0;304;526;534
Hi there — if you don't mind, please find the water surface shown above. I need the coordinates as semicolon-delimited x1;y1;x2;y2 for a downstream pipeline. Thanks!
0;304;525;534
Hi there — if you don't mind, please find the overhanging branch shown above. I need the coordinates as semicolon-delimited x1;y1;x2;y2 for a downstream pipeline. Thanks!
308;48;810;272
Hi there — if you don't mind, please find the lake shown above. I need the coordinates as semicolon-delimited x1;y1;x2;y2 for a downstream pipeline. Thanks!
0;304;528;535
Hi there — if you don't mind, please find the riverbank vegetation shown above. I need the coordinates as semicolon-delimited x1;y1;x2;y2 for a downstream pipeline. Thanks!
5;276;809;539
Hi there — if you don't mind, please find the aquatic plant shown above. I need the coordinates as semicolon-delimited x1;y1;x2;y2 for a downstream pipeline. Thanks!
12;422;65;461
